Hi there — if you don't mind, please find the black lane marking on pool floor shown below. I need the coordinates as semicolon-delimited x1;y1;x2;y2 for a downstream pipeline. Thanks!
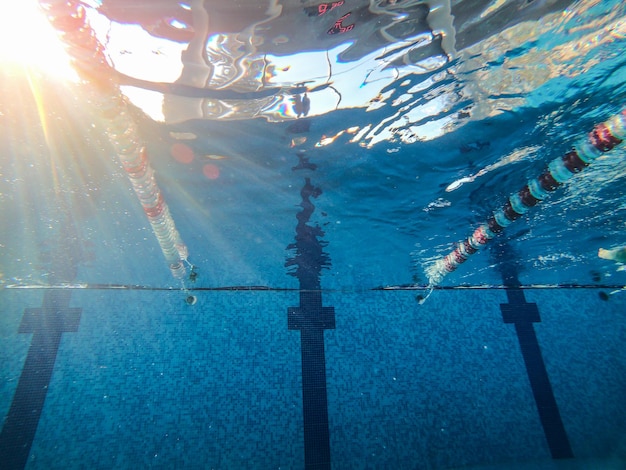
500;291;574;459
0;289;82;470
287;174;334;470
494;244;574;460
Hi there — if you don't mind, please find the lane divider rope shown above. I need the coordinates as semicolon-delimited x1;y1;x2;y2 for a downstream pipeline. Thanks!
426;108;626;287
46;1;190;281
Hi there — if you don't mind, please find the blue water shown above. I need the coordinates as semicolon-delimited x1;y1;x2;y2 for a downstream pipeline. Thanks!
2;288;625;469
1;0;626;468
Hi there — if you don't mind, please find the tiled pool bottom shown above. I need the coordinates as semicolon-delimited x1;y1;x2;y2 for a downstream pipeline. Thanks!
0;288;625;469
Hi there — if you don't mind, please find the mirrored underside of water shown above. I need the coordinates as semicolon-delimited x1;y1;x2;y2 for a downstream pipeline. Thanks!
1;0;626;292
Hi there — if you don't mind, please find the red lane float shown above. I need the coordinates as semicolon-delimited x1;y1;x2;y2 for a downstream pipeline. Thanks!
426;108;626;285
45;0;190;280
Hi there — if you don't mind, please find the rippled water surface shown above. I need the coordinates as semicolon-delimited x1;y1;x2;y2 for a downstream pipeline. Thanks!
1;0;626;291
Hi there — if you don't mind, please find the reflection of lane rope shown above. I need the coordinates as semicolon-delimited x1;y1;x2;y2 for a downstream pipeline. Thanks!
426;108;626;287
46;1;191;281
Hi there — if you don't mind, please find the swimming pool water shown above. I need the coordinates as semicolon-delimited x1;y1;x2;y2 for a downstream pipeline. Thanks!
1;0;626;468
1;288;625;468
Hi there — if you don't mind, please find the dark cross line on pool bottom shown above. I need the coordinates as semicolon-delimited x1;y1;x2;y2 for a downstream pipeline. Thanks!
0;216;84;470
492;243;573;460
286;156;335;470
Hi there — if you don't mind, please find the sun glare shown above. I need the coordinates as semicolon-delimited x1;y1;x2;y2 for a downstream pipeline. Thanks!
0;0;78;81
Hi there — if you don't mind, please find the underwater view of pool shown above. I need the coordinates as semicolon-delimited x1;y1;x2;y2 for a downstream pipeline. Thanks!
1;0;625;468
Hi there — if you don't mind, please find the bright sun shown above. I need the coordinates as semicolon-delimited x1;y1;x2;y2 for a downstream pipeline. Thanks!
0;0;78;81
